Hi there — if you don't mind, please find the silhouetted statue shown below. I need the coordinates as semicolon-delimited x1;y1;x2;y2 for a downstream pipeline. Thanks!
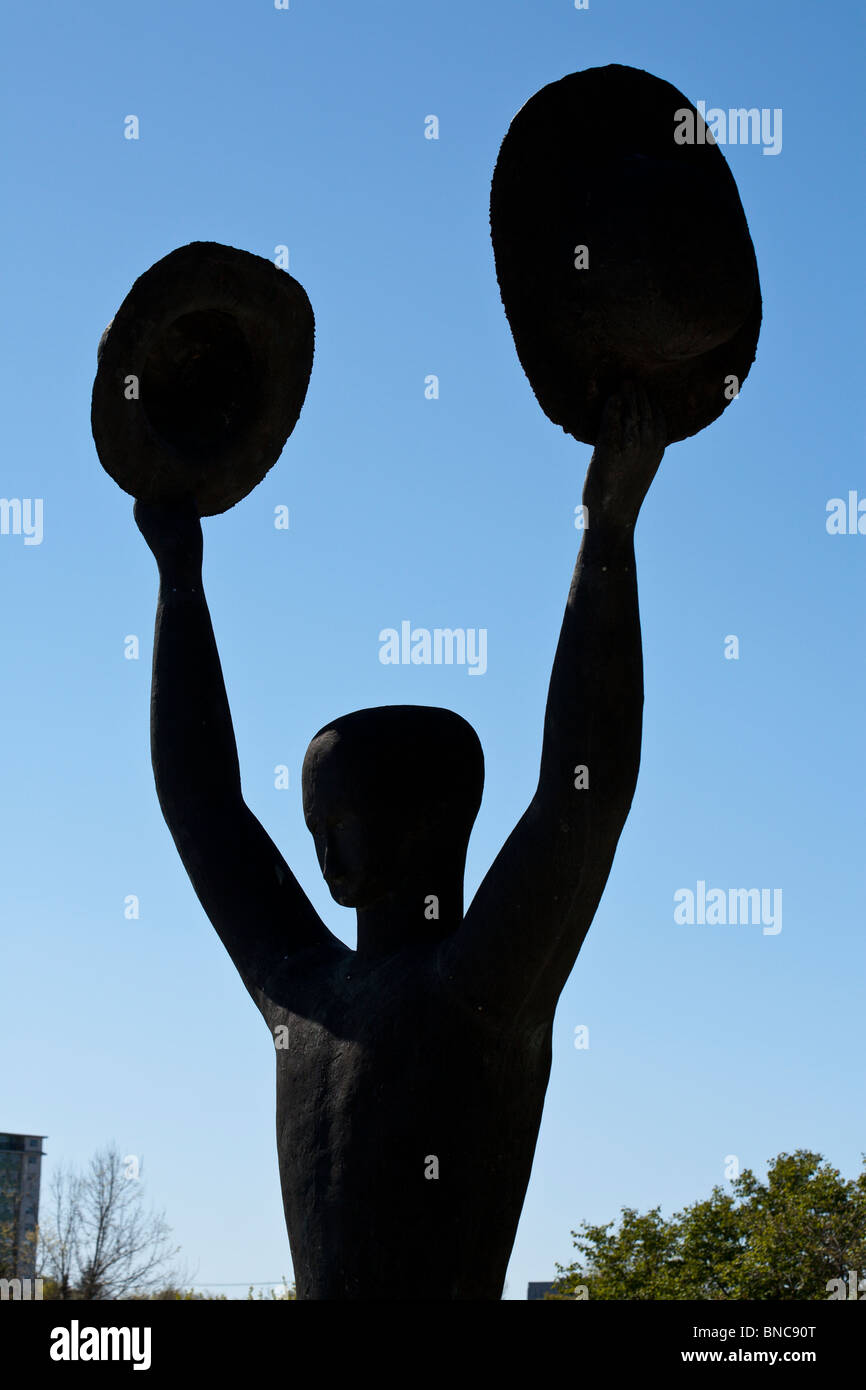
94;63;760;1299
132;381;665;1300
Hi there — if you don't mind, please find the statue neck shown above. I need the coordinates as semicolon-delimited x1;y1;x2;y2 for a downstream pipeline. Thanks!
355;873;463;957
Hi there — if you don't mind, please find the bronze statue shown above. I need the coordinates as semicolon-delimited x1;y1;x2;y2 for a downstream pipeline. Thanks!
93;65;760;1299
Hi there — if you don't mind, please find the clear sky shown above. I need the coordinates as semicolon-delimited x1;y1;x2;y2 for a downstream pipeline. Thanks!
1;0;863;1299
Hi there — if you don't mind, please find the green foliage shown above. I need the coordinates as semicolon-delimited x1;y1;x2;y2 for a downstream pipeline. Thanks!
133;1279;296;1300
246;1277;296;1300
549;1150;866;1301
128;1278;297;1300
129;1287;229;1300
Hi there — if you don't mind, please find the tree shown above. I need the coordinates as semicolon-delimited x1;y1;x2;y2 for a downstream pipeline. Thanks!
38;1144;182;1300
0;1181;38;1281
0;1213;15;1278
549;1150;866;1300
39;1165;81;1298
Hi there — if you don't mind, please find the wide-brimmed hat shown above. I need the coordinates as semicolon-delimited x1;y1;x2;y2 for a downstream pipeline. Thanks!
91;241;314;515
490;65;762;444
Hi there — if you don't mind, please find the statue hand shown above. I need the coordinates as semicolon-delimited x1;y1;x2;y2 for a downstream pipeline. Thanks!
134;498;203;584
583;381;666;529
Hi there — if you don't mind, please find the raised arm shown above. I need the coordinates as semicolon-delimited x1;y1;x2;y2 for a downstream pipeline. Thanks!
134;500;343;1008
455;383;666;1021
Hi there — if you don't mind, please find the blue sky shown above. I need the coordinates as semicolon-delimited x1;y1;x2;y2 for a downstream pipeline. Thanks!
1;0;863;1299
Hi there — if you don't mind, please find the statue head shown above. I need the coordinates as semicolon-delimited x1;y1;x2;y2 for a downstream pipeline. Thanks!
301;706;484;910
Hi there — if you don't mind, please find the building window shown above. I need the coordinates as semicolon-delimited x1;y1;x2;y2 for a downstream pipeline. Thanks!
28;1157;36;1165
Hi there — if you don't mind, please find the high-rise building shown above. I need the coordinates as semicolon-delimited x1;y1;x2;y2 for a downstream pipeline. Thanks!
0;1133;46;1280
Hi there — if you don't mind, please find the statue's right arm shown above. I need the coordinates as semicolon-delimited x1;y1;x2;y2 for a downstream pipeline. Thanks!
134;501;346;1008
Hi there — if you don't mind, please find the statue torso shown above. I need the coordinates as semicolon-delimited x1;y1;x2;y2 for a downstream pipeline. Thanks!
261;941;553;1300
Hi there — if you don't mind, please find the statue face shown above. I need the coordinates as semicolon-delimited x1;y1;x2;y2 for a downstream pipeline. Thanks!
302;736;395;908
308;808;389;909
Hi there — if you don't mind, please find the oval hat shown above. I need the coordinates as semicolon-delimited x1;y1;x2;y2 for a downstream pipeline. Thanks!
490;65;762;444
91;241;314;516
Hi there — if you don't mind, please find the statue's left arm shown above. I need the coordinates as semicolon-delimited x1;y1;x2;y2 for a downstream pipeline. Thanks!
453;383;666;1021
